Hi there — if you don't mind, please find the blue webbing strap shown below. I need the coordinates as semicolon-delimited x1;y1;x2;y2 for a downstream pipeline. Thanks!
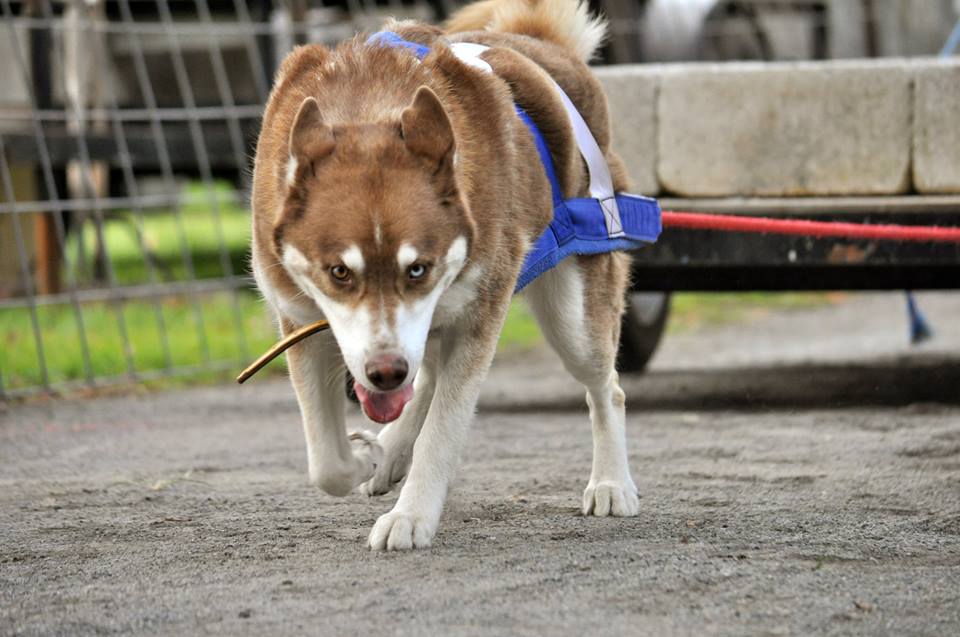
369;30;431;58
514;107;564;210
367;31;662;292
515;195;661;291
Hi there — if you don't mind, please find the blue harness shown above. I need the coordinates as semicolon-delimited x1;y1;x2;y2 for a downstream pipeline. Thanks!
368;32;661;292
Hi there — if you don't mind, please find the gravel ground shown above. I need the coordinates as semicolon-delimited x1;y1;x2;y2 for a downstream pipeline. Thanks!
2;292;959;636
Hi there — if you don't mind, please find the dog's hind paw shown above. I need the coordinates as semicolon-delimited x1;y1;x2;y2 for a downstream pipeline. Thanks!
368;509;436;551
358;424;415;497
582;480;640;517
358;454;407;497
348;430;384;483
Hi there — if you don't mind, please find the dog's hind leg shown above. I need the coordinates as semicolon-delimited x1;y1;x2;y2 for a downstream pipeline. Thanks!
359;336;441;496
282;318;383;497
524;254;640;517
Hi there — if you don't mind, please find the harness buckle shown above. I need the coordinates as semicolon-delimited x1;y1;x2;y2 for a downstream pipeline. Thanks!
599;197;625;238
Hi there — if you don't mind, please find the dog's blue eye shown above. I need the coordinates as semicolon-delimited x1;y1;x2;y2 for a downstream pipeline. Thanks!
408;264;427;280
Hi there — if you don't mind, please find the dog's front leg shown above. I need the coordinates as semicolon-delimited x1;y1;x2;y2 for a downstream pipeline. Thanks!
283;318;382;496
367;306;506;550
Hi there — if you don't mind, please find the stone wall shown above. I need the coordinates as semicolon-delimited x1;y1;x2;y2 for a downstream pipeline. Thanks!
595;58;960;197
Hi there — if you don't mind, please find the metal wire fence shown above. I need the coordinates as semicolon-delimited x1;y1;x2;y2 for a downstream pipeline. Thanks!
1;0;957;399
0;0;445;398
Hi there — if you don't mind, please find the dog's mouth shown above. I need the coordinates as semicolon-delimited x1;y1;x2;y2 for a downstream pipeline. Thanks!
353;381;414;424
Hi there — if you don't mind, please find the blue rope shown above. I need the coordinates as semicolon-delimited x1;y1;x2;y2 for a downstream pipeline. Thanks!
940;18;960;57
905;292;933;344
900;17;959;344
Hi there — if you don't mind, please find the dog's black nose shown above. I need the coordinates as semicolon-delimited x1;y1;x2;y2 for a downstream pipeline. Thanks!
365;355;408;391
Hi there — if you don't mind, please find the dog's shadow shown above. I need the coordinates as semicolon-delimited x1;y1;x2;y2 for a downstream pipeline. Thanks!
487;355;960;413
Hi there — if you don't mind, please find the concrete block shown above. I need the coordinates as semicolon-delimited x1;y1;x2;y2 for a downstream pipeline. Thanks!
913;61;960;194
594;66;659;195
657;60;912;197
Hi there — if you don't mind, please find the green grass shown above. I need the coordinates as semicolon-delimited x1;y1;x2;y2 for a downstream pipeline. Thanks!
668;292;838;334
495;292;836;358
498;299;542;353
69;182;250;286
0;292;281;391
1;181;272;393
0;294;542;393
0;179;834;394
1;286;834;394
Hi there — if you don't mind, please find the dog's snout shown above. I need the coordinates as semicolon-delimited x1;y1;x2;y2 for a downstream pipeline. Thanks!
365;355;409;391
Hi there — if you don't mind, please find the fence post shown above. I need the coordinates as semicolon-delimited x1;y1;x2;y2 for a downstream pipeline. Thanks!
27;0;61;295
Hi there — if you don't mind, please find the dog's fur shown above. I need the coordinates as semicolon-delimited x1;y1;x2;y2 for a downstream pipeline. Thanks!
251;0;639;550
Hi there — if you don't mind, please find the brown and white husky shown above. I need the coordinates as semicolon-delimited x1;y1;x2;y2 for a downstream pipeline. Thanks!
251;0;640;550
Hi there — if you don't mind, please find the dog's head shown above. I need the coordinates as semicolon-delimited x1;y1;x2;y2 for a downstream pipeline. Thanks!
274;87;474;423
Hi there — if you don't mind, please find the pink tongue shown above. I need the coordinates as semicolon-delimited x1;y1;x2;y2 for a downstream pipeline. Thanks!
354;382;414;424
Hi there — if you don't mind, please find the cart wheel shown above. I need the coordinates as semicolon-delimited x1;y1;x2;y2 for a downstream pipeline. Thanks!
617;292;670;373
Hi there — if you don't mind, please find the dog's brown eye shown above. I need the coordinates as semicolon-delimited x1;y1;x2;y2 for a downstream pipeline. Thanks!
330;265;351;281
407;263;427;280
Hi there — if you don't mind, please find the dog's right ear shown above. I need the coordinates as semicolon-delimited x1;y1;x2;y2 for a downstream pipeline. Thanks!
289;97;336;166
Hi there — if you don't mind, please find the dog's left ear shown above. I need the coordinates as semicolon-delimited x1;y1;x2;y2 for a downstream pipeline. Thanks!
401;87;454;165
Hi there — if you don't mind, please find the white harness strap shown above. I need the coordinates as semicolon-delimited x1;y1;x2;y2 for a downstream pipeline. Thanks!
449;42;494;73
549;82;624;237
449;41;625;238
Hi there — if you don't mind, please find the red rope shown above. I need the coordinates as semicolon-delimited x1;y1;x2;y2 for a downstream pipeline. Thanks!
661;210;960;243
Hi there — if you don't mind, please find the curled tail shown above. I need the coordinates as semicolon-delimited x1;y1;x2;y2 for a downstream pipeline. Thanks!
445;0;608;63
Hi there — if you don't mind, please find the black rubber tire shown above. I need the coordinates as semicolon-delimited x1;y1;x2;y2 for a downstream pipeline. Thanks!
617;292;671;374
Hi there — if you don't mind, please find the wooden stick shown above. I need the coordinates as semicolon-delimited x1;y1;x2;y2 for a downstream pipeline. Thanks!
236;319;330;384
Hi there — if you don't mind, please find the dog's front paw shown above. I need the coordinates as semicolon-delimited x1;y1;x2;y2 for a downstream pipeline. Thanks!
582;480;640;517
348;430;384;483
368;509;437;551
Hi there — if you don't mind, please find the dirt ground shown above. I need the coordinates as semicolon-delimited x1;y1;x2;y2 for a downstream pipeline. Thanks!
2;292;959;636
